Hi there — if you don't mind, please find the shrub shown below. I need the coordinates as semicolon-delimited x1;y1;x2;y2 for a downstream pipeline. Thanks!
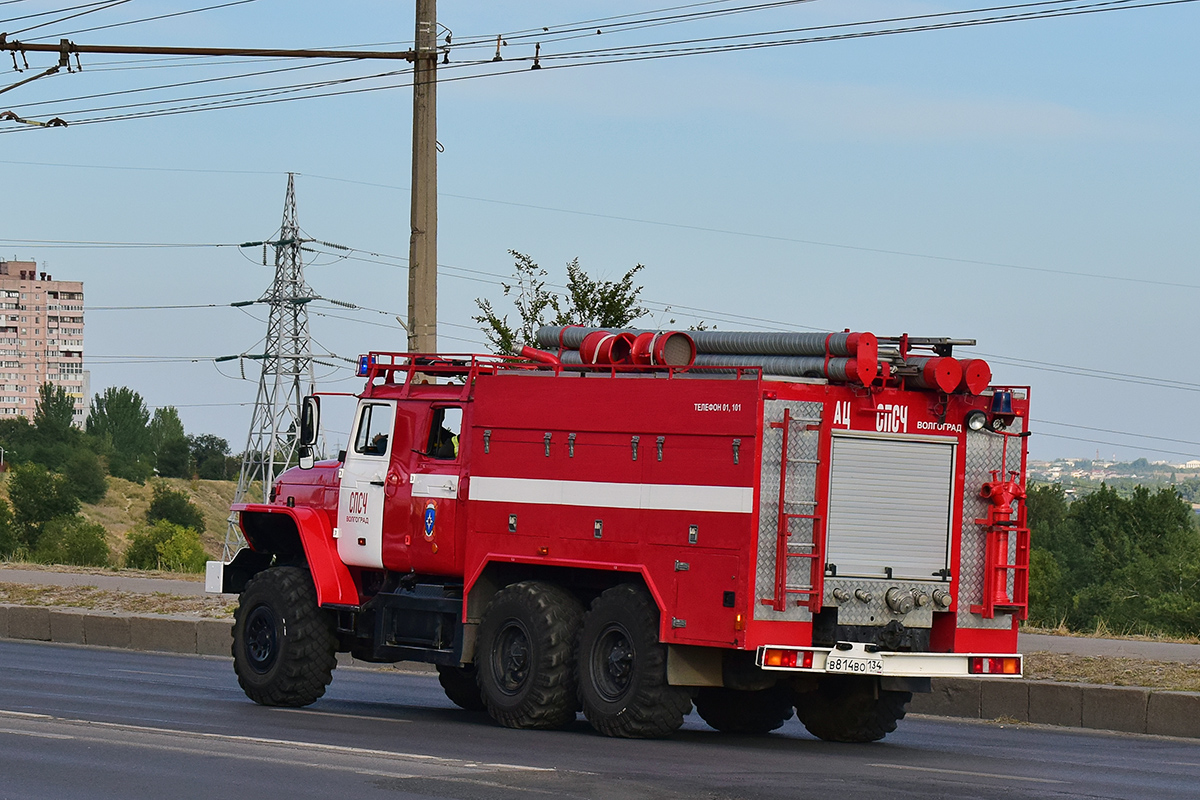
125;519;207;571
156;527;208;573
124;520;176;570
145;483;205;533
32;516;110;567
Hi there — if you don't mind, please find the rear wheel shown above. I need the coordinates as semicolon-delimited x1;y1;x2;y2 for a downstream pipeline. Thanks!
577;584;692;739
476;581;583;729
794;676;910;742
695;684;795;734
232;566;337;707
437;664;486;711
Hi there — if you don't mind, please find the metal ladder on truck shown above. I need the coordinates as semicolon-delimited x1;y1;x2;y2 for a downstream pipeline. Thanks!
761;406;825;613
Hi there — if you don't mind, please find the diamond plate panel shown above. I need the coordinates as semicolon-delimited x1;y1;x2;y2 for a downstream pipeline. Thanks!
823;578;942;628
956;416;1025;629
754;399;823;622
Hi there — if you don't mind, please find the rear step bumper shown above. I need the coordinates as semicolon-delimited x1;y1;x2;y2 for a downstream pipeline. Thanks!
756;641;1022;678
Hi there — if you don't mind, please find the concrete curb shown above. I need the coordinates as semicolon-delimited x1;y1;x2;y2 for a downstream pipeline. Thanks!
3;604;1198;737
907;676;1200;737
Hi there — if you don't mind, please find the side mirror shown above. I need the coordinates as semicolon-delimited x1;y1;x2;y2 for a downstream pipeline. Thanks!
299;395;320;446
298;396;320;471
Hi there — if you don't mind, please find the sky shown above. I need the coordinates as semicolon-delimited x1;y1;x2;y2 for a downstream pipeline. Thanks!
1;0;1197;463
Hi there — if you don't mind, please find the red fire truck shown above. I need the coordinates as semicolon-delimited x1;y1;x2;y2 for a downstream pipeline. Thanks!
208;329;1029;742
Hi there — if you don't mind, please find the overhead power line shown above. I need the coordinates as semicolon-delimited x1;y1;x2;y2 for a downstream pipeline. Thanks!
0;40;416;61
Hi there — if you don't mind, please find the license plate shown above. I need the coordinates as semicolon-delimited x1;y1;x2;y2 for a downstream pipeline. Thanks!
825;654;884;675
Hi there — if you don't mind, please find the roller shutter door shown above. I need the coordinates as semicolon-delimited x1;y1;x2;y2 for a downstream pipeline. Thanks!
825;435;955;580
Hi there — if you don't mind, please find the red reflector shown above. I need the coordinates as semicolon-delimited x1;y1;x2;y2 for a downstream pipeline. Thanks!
969;656;1022;675
764;648;800;668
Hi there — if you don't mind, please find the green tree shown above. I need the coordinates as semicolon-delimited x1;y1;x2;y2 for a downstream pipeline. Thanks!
157;437;192;479
146;483;205;533
189;434;232;480
0;498;18;559
149;406;191;477
32;516;110;567
33;382;77;443
87;386;153;482
556;257;648;330
63;448;108;504
1028;483;1200;636
148;406;185;451
1026;484;1074;626
7;462;80;549
474;250;649;354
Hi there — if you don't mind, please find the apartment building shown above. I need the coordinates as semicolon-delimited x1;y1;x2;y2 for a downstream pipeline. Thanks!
0;259;88;426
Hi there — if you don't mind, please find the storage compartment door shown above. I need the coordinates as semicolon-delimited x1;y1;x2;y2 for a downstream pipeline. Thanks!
824;435;955;581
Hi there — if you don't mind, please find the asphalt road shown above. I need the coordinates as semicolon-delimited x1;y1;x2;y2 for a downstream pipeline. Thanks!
2;641;1199;800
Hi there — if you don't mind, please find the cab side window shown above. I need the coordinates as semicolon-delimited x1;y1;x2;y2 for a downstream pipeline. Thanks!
354;404;395;456
425;407;462;459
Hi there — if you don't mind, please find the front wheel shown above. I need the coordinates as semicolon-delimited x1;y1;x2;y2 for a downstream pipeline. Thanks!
794;676;910;742
576;584;692;739
232;566;337;707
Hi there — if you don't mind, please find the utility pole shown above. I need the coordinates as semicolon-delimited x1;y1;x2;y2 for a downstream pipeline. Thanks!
407;0;438;353
224;173;316;558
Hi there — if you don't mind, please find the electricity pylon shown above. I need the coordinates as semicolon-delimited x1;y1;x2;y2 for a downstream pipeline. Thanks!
224;173;316;557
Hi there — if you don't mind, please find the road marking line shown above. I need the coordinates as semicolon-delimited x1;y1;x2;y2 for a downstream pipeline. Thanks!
13;713;553;773
869;764;1065;784
0;727;73;740
269;708;411;724
0;709;52;719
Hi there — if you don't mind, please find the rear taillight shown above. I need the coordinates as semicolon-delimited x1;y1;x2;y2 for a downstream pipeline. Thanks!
968;656;1021;675
762;648;814;669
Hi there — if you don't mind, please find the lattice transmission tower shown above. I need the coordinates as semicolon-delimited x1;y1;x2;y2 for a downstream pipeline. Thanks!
224;173;316;557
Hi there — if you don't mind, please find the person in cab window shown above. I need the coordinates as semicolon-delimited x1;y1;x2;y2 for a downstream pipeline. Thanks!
428;408;460;459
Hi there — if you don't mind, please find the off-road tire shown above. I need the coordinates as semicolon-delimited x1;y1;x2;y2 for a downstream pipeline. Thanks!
695;684;795;734
437;664;486;711
794;675;911;742
232;566;337;707
577;583;692;739
476;581;584;729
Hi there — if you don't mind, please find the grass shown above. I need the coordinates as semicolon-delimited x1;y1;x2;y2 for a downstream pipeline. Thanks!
1023;621;1200;645
1024;652;1200;693
0;582;235;619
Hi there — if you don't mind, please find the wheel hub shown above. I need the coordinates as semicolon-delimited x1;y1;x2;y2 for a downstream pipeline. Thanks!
494;620;531;695
593;624;634;701
245;605;279;674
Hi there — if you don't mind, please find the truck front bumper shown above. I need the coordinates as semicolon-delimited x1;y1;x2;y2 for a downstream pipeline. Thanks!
756;641;1022;678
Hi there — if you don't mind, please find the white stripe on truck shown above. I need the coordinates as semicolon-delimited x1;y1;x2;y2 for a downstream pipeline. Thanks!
468;476;753;514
